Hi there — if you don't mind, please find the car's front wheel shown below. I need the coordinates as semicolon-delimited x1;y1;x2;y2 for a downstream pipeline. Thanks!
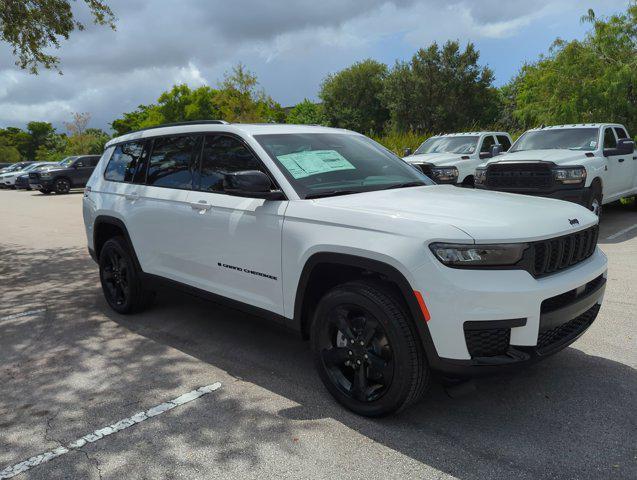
311;280;429;416
39;189;51;194
99;237;154;314
54;178;71;194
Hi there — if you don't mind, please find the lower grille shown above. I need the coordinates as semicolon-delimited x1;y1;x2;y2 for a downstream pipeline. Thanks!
464;328;510;357
486;162;553;190
536;303;600;353
540;275;604;313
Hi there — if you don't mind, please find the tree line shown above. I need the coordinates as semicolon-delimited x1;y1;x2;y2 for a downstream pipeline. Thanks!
1;2;635;162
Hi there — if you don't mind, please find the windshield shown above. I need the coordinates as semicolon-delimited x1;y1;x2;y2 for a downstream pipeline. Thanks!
415;136;479;155
255;133;432;198
511;128;599;152
22;163;45;172
59;156;78;167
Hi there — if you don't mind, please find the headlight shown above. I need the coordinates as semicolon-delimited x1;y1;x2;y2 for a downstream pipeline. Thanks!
553;167;586;185
431;167;458;183
429;243;528;267
474;168;487;185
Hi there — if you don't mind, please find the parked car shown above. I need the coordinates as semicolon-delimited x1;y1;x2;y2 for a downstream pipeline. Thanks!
475;123;636;216
28;155;100;194
403;132;512;187
83;121;607;416
0;162;11;169
2;161;58;189
14;162;60;190
0;162;35;188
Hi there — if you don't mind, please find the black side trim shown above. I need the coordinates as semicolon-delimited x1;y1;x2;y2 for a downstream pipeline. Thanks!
294;253;441;366
141;272;291;330
463;318;526;331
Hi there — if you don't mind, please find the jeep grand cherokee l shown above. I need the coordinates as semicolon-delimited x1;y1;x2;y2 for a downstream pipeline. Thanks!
475;124;636;216
83;121;608;416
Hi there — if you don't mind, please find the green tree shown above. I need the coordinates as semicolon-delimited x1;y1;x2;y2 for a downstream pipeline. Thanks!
26;121;55;159
510;2;637;133
319;59;389;134
286;99;327;125
382;41;499;133
0;145;22;163
0;0;116;73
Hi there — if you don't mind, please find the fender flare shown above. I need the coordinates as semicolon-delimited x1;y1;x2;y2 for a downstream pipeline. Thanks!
293;252;440;365
93;215;143;271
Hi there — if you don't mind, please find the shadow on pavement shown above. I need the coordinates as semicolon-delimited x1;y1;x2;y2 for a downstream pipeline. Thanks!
0;245;635;479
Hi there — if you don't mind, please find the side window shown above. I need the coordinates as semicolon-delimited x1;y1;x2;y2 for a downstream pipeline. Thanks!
496;135;512;151
481;136;496;153
89;156;100;167
604;128;617;149
614;127;629;140
147;135;200;189
198;135;267;192
104;142;148;183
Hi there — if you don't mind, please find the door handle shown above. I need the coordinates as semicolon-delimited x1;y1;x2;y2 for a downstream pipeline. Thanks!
124;192;139;201
618;158;625;162
190;200;212;213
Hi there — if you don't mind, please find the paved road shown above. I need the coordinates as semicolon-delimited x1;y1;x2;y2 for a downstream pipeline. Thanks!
1;189;635;480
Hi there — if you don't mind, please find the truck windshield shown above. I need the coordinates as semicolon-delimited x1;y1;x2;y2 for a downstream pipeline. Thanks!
415;136;479;155
255;133;432;199
511;128;599;152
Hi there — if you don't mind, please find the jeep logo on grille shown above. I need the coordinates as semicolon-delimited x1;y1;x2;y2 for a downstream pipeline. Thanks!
569;218;580;226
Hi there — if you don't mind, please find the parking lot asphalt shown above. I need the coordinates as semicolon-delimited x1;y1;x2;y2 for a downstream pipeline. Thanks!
1;188;636;480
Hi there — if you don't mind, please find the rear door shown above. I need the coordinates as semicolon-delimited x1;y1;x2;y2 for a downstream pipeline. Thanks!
614;126;636;191
603;126;632;196
184;134;287;314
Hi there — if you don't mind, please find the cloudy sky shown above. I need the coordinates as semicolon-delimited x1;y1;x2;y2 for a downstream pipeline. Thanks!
0;0;630;132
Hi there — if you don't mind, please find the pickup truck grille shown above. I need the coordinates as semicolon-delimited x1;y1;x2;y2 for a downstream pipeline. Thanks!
414;163;433;178
529;225;599;277
486;162;553;190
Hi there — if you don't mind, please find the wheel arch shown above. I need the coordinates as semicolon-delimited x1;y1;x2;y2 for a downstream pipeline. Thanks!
93;215;143;271
294;252;439;364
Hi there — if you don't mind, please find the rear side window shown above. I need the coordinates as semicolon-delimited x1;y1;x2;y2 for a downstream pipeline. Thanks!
614;127;629;140
480;136;496;153
104;142;149;183
197;135;267;192
147;135;200;189
496;135;511;151
604;128;617;149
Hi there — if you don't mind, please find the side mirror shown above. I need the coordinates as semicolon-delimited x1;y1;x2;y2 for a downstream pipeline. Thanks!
224;170;284;200
490;144;503;157
404;147;413;157
74;162;84;168
479;151;492;160
617;138;635;155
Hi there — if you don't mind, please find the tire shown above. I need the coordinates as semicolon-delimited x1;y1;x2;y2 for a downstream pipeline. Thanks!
461;176;475;188
54;178;71;194
587;182;603;218
39;189;51;194
99;236;154;314
310;280;430;417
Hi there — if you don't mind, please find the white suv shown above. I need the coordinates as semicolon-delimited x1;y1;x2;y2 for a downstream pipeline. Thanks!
475;124;636;215
403;132;512;187
83;121;608;416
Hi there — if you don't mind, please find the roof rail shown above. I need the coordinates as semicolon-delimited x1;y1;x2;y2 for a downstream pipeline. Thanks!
123;120;229;136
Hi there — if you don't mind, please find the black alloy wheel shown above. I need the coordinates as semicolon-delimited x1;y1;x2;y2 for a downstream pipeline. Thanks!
55;178;71;194
101;247;130;309
319;304;394;403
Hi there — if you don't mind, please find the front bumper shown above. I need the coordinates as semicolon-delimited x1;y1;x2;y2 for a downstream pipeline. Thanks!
411;247;607;376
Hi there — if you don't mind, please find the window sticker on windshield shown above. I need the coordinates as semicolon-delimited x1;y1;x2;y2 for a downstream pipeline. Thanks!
590;141;597;148
277;150;355;179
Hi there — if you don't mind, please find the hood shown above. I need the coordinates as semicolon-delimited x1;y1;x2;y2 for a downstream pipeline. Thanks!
404;152;466;166
485;149;593;167
309;185;597;243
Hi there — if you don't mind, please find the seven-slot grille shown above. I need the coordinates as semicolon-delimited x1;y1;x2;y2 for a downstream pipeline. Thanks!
529;225;599;277
486;162;553;190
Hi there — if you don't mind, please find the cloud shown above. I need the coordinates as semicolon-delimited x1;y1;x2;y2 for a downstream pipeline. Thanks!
0;0;628;132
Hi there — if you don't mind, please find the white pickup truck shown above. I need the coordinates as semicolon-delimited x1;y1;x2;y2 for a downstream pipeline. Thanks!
403;132;512;187
475;124;636;216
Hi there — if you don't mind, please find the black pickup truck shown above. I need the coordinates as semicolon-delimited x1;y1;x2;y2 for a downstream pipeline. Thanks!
28;155;100;194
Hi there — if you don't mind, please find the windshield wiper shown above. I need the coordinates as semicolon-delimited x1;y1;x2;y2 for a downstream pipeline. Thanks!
381;181;425;190
304;189;361;199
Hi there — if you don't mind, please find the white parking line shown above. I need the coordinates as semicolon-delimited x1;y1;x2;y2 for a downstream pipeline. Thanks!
0;382;222;479
0;309;46;322
606;224;637;240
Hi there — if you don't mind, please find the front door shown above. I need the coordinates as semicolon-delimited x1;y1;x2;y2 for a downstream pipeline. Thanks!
185;134;287;315
603;127;632;197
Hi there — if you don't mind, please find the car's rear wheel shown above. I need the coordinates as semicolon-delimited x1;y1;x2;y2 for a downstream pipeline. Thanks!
99;237;154;314
311;280;429;416
54;178;71;194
